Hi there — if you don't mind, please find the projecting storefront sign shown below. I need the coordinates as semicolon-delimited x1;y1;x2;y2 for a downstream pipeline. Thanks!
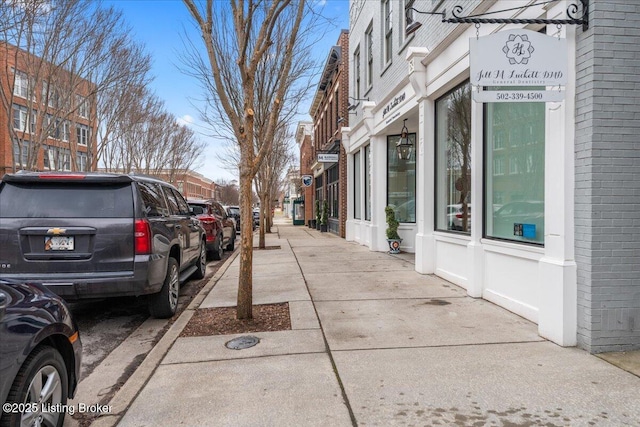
301;175;313;187
317;153;339;163
470;29;567;102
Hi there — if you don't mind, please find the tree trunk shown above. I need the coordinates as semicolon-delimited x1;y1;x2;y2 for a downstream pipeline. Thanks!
237;162;253;319
258;192;267;248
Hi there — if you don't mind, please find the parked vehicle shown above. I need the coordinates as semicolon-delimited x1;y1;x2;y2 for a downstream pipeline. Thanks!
224;205;241;234
447;203;472;231
0;278;82;427
253;208;261;227
187;199;235;260
0;172;207;318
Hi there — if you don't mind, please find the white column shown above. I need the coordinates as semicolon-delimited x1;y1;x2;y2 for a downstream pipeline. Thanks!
415;98;435;273
341;129;355;242
371;135;387;252
466;95;485;297
538;22;577;346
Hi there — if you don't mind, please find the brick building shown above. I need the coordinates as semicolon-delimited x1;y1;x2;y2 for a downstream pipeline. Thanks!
309;29;349;237
296;122;314;225
345;0;639;353
0;44;97;177
98;168;216;200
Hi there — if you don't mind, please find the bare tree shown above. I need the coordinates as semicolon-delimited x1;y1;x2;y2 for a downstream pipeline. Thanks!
254;124;295;246
102;88;204;178
0;0;150;174
183;0;314;319
216;179;240;205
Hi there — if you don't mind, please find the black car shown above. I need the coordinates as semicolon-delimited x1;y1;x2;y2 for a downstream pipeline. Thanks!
0;172;207;318
224;205;241;234
0;279;82;427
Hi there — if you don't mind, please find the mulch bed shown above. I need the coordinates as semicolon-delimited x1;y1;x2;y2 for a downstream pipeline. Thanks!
180;303;291;337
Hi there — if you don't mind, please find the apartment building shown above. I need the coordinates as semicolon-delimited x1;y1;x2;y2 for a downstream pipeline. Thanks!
0;44;97;177
309;30;350;237
345;0;639;353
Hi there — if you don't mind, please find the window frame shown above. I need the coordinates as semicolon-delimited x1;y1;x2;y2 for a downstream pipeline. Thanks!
354;150;362;220
354;46;361;100
483;90;546;246
382;0;393;65
434;81;472;234
387;133;417;224
365;23;374;89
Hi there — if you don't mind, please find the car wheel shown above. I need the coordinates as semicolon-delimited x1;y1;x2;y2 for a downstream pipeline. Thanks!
148;257;179;318
2;345;68;427
192;241;206;280
212;234;223;260
227;235;235;251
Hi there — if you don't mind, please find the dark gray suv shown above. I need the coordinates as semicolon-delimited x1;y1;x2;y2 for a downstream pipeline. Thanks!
0;172;207;318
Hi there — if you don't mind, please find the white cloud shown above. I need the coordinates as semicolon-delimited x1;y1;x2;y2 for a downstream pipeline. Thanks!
177;114;195;126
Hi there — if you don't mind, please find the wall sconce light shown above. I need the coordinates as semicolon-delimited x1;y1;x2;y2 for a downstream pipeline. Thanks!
396;119;413;160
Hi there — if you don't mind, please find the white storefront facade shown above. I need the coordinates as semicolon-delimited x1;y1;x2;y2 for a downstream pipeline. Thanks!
344;0;635;351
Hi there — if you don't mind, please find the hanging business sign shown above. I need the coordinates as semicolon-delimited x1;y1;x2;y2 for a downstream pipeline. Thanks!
301;175;313;187
470;29;567;102
317;153;339;163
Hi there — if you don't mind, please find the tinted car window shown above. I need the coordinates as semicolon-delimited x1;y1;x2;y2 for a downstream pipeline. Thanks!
211;201;225;217
137;182;167;217
172;189;190;215
162;186;180;215
190;205;205;215
0;182;133;218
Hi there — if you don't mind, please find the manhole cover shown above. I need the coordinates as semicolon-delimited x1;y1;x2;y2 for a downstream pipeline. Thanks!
225;335;260;350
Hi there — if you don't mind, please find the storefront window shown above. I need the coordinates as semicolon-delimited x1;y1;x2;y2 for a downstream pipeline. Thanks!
354;151;361;219
364;144;371;220
387;134;416;223
484;94;545;244
327;166;339;218
435;82;472;233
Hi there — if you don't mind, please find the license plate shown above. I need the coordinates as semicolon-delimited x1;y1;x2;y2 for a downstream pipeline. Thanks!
45;236;74;251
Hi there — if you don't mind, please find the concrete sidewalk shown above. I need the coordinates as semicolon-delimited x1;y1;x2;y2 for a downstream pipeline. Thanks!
97;218;640;426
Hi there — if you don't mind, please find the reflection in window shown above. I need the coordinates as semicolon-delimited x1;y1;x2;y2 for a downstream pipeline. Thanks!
485;97;545;244
354;150;361;219
364;144;371;220
435;82;472;233
387;134;416;223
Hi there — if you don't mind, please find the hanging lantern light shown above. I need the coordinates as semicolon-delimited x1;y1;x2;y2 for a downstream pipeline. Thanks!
396;119;413;160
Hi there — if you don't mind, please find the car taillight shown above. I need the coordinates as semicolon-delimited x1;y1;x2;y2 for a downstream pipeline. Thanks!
135;219;152;254
456;213;463;218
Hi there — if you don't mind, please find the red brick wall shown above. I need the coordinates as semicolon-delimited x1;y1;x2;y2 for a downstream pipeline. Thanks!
0;44;97;178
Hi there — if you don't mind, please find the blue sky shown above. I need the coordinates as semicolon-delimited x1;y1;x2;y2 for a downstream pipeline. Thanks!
104;0;349;182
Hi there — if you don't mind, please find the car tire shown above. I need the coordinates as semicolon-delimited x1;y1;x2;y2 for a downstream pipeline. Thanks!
2;345;68;427
148;257;179;318
227;235;235;251
192;241;206;280
212;234;223;260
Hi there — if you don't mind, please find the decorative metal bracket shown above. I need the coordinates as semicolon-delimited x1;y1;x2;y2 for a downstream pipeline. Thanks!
407;0;588;34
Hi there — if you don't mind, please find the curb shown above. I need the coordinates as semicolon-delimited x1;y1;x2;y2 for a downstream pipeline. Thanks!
91;249;240;427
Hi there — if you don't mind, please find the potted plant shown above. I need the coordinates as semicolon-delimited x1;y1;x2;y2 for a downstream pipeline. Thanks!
385;205;402;254
315;200;321;230
320;200;329;232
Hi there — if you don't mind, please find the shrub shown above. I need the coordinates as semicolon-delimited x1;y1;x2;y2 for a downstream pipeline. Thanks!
385;205;400;240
